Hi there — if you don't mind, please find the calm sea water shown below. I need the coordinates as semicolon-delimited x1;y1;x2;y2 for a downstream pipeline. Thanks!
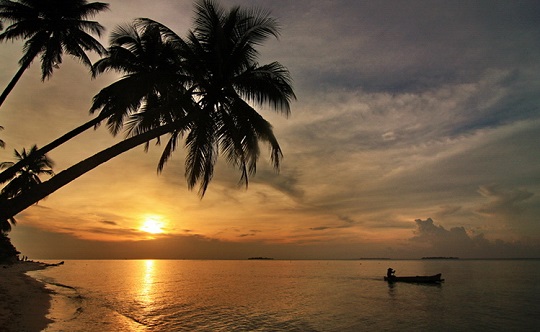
29;259;540;331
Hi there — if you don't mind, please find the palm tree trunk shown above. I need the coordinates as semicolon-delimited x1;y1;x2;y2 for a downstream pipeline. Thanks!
0;113;107;184
0;58;33;109
0;120;184;222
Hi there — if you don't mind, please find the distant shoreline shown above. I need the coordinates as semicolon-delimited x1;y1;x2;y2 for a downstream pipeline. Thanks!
421;257;459;260
248;257;274;260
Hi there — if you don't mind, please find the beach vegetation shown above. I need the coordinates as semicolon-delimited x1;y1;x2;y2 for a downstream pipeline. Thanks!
0;0;294;226
0;232;20;263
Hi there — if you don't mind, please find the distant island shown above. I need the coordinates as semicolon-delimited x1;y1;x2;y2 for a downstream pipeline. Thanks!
422;256;459;260
248;257;274;260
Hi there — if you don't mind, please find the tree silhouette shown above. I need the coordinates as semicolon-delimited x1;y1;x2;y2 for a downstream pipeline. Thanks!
0;232;20;263
0;17;176;190
0;145;54;232
0;0;109;108
0;0;295;226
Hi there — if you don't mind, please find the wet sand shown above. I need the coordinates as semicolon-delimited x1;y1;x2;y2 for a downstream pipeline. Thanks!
0;261;52;332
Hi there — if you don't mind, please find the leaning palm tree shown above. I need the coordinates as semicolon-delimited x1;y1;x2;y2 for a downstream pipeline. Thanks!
0;124;6;227
0;113;104;184
0;19;178;185
0;0;295;226
0;0;109;108
0;145;54;232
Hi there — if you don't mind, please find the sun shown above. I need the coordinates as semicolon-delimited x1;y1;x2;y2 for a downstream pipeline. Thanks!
140;216;165;234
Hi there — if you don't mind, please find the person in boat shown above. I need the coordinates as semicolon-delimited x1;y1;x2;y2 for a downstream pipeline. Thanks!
387;268;395;278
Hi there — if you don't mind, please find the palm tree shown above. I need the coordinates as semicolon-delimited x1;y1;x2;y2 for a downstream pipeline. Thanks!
0;0;109;108
0;114;104;184
0;145;54;232
0;145;54;198
0;0;295;226
135;0;295;195
91;20;186;136
0;19;177;185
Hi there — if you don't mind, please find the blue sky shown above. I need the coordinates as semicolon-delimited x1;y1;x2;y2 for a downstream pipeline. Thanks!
2;0;540;259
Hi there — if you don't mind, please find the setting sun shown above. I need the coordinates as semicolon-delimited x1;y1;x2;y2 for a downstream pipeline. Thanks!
140;216;165;234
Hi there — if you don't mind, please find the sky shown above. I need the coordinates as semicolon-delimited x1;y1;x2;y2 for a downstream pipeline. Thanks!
2;0;540;259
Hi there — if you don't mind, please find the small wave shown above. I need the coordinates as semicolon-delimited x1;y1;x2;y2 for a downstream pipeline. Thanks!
48;281;78;290
44;281;86;324
115;310;147;327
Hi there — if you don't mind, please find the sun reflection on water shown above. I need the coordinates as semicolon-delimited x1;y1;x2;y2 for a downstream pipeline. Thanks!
139;260;155;306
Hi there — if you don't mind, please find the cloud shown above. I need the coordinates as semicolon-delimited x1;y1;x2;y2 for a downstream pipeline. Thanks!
254;168;305;199
477;185;534;216
53;225;148;241
308;214;360;232
310;226;331;231
261;0;540;93
434;205;463;218
338;215;356;225
100;220;118;226
10;224;393;260
410;218;540;258
277;74;540;225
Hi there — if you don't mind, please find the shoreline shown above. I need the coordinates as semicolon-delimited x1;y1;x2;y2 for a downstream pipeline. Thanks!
0;261;56;332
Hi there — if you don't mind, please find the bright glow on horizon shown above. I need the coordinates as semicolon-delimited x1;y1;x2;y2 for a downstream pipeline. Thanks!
140;216;165;234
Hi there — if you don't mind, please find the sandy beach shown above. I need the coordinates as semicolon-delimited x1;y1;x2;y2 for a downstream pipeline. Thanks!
0;261;53;332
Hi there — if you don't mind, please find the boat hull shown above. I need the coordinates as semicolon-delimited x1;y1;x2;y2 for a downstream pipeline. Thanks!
384;273;444;283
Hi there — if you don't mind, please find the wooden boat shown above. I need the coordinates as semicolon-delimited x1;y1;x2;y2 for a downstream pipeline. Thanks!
384;273;444;283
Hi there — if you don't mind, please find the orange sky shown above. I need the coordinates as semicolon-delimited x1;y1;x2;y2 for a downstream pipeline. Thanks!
2;0;540;259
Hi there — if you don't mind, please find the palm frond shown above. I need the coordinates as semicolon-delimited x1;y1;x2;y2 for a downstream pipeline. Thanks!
157;130;181;173
184;109;217;196
231;98;283;170
233;62;295;115
0;0;108;80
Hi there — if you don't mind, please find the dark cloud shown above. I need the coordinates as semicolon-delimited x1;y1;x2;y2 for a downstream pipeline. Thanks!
310;226;331;231
253;168;305;199
435;205;463;218
100;220;118;226
477;185;534;216
309;215;359;231
338;215;356;224
55;225;146;240
410;218;540;258
10;224;389;260
369;220;414;230
254;0;540;93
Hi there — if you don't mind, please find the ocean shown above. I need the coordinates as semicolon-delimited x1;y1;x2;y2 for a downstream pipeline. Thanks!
29;259;540;331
